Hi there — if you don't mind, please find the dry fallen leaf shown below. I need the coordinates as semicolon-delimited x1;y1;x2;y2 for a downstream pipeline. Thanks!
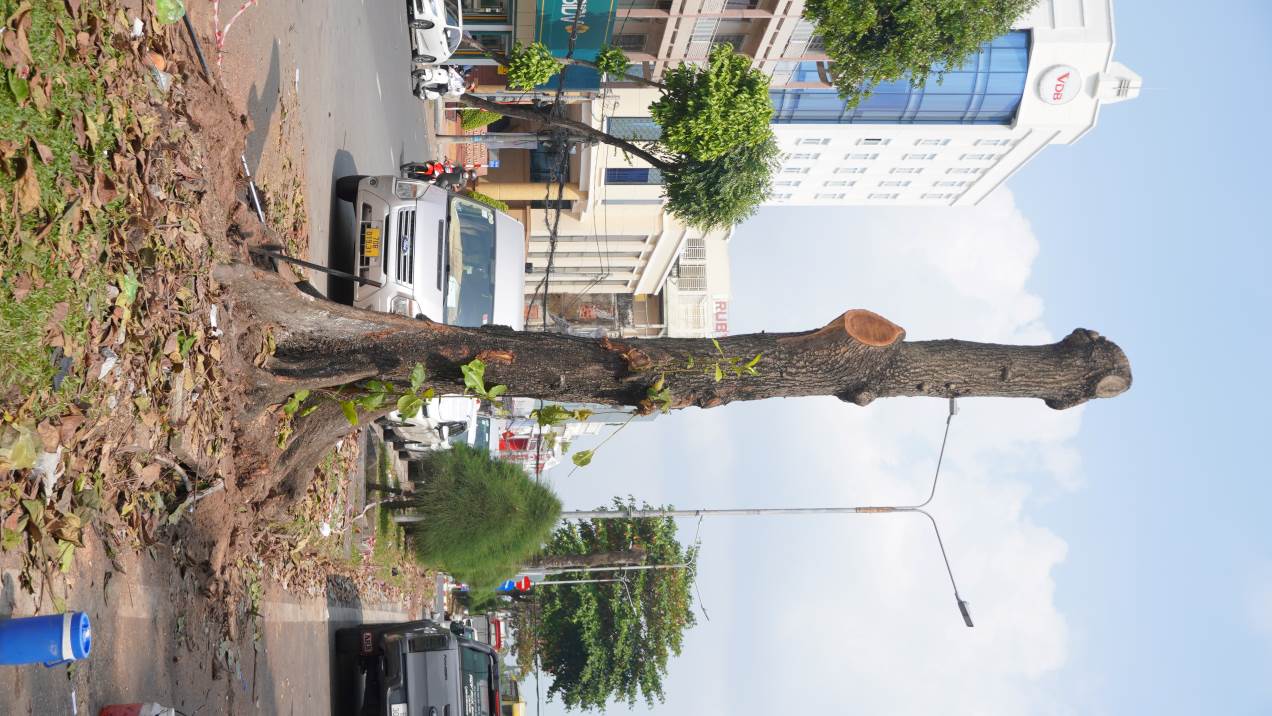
32;140;54;163
139;462;161;486
16;160;41;214
36;420;60;452
59;416;86;445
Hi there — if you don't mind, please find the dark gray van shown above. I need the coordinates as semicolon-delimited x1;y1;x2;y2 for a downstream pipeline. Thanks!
335;619;501;716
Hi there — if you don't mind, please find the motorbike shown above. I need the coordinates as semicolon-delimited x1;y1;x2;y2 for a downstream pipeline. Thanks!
412;66;467;101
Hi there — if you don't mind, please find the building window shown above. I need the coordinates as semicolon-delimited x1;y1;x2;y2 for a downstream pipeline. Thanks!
769;30;1031;126
834;167;867;174
715;34;747;50
607;117;662;140
683;238;707;260
797;137;832;145
772;193;793;200
611;34;647;52
902;153;937;160
782;166;811;175
935;180;968;187
879;180;911;187
815;192;847;200
857;137;890;146
823;180;853;187
682;302;706;329
962;153;997;161
605;167;664;184
785;152;822;161
916;138;950;146
947;167;982;175
845;153;878;160
975;138;1013;146
676;263;707;292
890;167;923;175
602;198;664;205
868;193;899;200
775;180;802;187
922;193;956;199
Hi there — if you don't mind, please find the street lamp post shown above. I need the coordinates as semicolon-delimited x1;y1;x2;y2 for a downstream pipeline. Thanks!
560;400;973;627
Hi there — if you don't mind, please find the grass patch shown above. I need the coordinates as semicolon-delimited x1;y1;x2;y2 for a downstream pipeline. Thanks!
401;444;561;591
0;0;127;415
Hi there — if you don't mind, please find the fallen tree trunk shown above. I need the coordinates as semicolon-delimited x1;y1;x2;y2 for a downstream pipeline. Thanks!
217;263;1131;417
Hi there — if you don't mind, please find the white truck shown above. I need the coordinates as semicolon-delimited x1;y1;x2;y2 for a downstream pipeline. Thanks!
334;175;526;330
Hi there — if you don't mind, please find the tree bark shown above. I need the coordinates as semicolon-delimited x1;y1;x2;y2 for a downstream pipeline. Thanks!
217;263;1132;415
456;94;672;171
523;549;648;571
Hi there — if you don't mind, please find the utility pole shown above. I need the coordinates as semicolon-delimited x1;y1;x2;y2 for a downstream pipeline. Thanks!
557;399;973;627
526;563;689;577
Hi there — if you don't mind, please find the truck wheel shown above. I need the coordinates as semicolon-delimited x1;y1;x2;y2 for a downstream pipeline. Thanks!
335;175;365;202
414;54;437;65
409;19;435;29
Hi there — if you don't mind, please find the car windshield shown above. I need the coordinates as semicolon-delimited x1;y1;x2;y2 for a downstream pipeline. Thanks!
445;198;497;327
444;0;461;26
445;26;462;51
460;646;495;716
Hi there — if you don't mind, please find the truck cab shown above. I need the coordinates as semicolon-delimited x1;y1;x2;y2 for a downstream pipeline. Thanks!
337;175;525;330
335;619;501;716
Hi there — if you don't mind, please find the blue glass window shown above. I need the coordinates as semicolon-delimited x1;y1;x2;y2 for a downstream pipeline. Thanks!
605;167;664;184
607;117;662;141
771;30;1031;125
791;61;828;83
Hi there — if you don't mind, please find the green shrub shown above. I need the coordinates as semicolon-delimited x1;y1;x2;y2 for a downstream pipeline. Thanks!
400;445;562;589
460;108;504;132
464;191;510;214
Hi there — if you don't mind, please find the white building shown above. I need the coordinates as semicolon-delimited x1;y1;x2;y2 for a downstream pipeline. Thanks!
766;0;1141;206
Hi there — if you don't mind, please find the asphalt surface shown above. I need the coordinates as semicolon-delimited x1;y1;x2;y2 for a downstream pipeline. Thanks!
230;0;438;296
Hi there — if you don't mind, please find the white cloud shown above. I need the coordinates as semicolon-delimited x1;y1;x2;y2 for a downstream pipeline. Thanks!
544;189;1086;715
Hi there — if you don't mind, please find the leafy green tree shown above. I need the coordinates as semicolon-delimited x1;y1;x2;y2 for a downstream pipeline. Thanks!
395;444;562;589
530;498;698;710
663;134;779;231
593;45;632;77
459;42;778;230
650;43;773;161
504;42;562;90
498;42;643;88
803;0;1037;104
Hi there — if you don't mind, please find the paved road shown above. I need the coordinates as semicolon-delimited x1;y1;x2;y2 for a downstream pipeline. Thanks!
213;0;439;296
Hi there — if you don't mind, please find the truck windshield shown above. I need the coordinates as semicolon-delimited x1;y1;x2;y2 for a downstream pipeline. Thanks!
445;198;497;327
460;646;496;716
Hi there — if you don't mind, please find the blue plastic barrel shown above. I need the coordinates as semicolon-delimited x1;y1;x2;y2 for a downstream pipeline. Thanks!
0;612;92;666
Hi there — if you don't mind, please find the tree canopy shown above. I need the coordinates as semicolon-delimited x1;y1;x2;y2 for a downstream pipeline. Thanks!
803;0;1037;104
650;43;773;161
401;444;562;589
663;133;780;231
533;499;698;710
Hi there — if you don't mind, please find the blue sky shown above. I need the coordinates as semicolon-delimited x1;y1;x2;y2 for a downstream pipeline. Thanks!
541;1;1272;713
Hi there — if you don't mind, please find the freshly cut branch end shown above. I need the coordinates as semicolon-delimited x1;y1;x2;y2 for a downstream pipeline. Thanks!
841;309;905;347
